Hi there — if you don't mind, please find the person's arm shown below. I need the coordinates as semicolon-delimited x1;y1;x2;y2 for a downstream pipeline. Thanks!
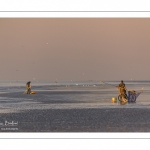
124;84;127;90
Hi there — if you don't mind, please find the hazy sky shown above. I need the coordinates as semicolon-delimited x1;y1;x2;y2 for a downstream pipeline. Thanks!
0;18;150;81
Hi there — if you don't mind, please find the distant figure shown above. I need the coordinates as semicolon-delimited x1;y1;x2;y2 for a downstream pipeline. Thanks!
117;80;127;99
26;81;32;94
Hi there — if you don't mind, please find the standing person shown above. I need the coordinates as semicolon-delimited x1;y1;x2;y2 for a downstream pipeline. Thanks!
26;81;32;94
117;80;128;99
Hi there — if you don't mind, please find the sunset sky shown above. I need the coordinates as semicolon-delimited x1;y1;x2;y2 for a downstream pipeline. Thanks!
0;18;150;81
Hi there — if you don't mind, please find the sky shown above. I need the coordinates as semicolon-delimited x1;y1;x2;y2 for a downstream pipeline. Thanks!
0;18;150;81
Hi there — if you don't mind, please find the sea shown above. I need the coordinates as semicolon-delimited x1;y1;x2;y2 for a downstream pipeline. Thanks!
0;80;150;113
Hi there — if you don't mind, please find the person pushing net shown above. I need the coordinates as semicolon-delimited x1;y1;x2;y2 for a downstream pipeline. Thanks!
26;81;32;94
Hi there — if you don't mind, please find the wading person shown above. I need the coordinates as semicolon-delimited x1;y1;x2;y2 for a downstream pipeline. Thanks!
26;81;32;94
117;80;127;99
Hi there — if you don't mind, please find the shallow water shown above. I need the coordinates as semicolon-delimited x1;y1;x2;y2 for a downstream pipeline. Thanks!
0;80;150;113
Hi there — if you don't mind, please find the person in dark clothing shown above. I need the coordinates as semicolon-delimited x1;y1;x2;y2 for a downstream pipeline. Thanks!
26;81;32;94
117;80;128;99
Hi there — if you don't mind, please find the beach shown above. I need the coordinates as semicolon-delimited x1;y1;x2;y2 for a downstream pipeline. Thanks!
1;108;150;132
0;81;150;132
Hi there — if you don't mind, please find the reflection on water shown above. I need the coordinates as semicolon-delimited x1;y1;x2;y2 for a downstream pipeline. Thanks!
0;81;150;113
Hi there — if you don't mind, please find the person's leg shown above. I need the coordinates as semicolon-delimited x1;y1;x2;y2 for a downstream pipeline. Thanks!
29;88;31;94
124;92;128;99
27;88;30;94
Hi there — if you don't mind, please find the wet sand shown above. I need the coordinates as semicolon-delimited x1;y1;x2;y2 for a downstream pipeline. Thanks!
0;84;150;132
0;108;150;132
